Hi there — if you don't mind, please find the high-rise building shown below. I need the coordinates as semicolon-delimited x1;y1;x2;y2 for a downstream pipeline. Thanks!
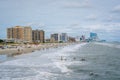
7;26;32;43
50;33;60;43
7;26;24;41
24;27;32;42
60;33;68;42
32;30;45;43
90;32;98;40
7;28;13;39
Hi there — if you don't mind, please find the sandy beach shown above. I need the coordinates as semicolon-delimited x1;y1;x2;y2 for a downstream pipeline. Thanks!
0;43;75;56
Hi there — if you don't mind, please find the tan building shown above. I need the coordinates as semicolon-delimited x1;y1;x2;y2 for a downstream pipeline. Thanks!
24;27;32;42
32;30;45;43
7;26;32;43
68;37;76;42
13;26;24;40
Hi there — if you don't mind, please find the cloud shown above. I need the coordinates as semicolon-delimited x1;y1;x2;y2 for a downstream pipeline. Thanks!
85;23;120;32
67;23;101;31
44;25;70;32
63;0;92;8
106;15;120;22
112;5;120;12
67;22;120;33
69;23;79;27
86;15;97;20
26;22;46;29
66;23;80;29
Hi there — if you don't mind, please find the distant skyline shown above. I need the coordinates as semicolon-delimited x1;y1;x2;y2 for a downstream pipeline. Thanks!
0;0;120;42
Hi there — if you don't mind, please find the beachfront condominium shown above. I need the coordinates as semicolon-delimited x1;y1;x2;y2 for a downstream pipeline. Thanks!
50;33;60;43
60;33;68;42
7;26;24;42
32;30;45;43
7;26;32;43
24;27;32;42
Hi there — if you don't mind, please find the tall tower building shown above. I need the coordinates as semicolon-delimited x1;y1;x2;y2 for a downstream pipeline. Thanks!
24;27;32;42
32;30;45;43
7;26;32;43
7;26;24;41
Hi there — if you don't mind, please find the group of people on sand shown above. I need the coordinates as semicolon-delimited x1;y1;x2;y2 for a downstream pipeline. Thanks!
17;46;23;53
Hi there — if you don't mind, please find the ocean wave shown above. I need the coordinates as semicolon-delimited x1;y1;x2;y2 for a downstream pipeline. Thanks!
0;43;88;79
94;42;120;49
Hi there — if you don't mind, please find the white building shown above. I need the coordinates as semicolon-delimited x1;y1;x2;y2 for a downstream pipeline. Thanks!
60;33;68;42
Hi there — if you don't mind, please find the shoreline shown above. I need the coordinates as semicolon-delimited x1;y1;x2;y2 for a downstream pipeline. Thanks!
0;42;80;56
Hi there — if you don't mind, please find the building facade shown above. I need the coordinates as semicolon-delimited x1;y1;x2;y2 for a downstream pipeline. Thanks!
60;33;68;42
68;37;76;42
90;32;98;41
32;30;45;43
50;33;60;43
7;26;32;43
24;27;32;42
7;28;13;39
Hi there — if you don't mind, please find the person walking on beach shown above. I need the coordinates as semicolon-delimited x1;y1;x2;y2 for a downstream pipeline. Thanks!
18;48;20;52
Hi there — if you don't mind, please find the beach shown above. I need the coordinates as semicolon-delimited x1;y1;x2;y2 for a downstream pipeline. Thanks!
0;43;76;56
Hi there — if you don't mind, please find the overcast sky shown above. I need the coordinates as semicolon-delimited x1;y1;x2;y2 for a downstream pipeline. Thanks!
0;0;120;41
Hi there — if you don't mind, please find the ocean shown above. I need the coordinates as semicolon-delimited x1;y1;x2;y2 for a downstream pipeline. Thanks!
0;42;120;80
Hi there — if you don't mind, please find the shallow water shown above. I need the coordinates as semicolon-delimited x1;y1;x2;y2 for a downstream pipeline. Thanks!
0;42;120;80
